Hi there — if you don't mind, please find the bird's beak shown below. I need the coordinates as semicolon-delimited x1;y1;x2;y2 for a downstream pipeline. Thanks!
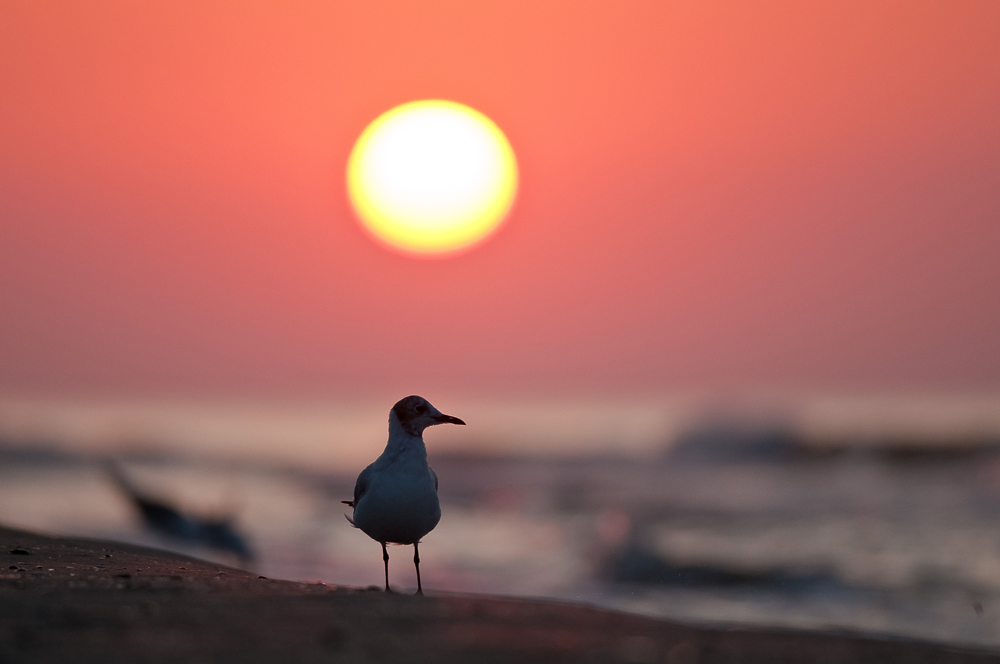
435;414;466;426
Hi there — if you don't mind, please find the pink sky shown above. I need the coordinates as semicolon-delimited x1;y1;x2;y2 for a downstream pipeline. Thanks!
1;1;998;396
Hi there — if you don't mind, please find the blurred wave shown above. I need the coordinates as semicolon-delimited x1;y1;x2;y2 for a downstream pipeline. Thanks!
0;394;999;646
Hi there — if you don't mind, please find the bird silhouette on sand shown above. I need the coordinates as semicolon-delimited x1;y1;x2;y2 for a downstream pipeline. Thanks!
343;396;465;594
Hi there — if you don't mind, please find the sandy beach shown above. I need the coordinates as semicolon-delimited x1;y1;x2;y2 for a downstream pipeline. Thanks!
0;525;997;663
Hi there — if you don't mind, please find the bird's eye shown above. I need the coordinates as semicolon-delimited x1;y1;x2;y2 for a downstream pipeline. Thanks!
414;404;426;414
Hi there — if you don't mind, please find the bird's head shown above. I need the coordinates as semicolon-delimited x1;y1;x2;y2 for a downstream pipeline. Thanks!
392;395;465;437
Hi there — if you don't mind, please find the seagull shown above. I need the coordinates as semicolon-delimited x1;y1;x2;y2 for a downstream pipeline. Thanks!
108;462;254;563
342;395;465;594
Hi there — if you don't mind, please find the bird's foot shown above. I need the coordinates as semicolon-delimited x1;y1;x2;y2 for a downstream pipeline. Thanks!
384;586;395;594
415;588;424;596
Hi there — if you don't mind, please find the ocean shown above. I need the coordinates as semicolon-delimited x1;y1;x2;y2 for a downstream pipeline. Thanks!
1;394;999;648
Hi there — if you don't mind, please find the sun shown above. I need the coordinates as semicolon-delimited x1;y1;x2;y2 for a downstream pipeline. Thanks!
346;100;518;258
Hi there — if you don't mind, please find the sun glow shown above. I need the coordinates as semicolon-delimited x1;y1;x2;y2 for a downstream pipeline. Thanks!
347;100;518;257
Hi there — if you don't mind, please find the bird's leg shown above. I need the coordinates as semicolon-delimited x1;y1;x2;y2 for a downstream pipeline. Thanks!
413;542;423;595
381;542;392;593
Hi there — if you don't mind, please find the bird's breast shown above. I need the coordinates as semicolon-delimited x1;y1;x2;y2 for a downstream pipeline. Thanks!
353;468;440;545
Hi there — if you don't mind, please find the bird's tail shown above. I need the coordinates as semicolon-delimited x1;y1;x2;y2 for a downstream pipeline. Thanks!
341;500;358;527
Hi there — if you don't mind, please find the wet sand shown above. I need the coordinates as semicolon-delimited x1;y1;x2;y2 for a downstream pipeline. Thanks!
0;525;996;663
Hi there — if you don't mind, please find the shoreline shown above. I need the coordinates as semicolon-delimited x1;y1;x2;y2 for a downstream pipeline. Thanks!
0;524;997;663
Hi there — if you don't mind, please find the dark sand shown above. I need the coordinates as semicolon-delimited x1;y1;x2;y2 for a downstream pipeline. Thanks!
0;526;996;663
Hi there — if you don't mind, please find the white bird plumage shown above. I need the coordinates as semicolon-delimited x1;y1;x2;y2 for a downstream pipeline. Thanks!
343;395;465;594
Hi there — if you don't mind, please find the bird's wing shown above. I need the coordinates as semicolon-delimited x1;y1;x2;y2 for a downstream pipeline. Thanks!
430;467;438;492
343;464;375;527
349;464;374;508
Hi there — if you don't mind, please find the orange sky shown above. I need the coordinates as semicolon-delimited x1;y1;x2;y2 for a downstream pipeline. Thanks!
1;1;998;395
